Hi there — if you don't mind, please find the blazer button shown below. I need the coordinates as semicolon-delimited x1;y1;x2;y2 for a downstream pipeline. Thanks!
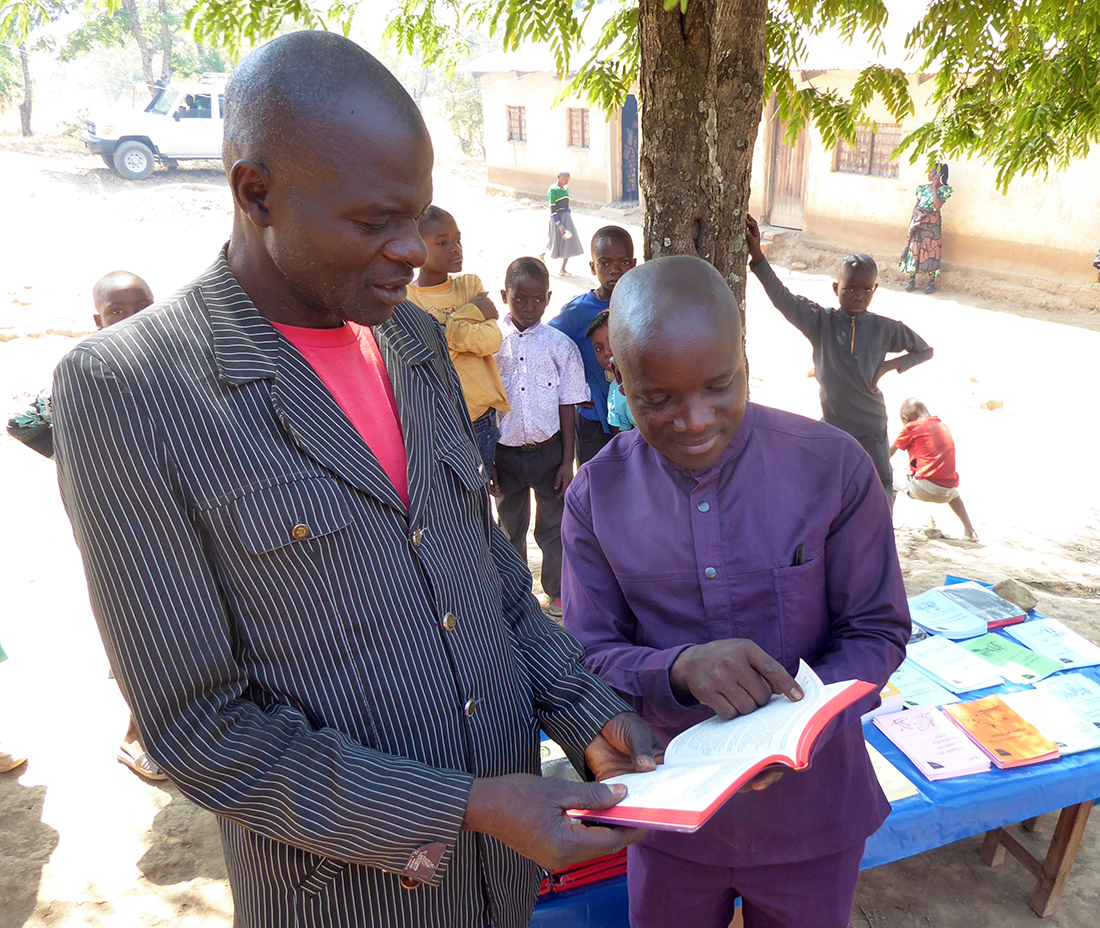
463;698;478;717
290;523;310;541
400;875;421;890
411;527;424;547
441;612;457;632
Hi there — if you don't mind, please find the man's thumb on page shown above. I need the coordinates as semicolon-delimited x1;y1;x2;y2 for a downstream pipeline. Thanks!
570;780;628;811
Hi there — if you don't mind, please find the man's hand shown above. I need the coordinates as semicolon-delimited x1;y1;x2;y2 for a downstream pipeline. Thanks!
463;774;646;870
487;465;501;498
554;459;574;499
585;711;664;781
471;292;499;320
745;214;766;265
736;767;786;794
669;639;802;720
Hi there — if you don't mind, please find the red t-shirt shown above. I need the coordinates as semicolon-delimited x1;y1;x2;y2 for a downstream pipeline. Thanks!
894;416;958;488
272;320;409;506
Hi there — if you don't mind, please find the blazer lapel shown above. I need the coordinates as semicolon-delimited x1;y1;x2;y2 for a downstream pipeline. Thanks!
204;251;407;513
375;306;439;530
269;342;408;512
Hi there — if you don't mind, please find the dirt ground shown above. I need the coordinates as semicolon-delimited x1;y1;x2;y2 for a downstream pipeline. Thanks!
1;135;1098;928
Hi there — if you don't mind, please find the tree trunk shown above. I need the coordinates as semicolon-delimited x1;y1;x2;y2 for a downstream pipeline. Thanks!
158;0;173;84
413;65;430;109
638;0;766;331
18;41;32;137
121;0;157;94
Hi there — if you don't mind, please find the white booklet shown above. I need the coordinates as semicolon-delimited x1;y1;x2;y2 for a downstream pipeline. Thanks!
1035;673;1100;727
873;706;991;781
1000;688;1100;755
906;636;1004;693
1004;619;1100;670
890;660;961;709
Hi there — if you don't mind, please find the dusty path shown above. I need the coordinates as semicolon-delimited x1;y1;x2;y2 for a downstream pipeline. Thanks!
0;137;1098;927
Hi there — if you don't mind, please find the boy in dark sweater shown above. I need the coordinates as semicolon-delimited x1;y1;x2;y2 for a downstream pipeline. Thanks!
746;215;932;494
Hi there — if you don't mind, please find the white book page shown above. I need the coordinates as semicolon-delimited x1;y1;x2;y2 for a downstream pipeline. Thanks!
1006;619;1100;669
1035;673;1100;725
665;660;828;764
600;758;757;812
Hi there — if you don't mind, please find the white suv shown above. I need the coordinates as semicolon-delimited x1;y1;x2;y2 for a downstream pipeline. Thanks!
81;74;229;180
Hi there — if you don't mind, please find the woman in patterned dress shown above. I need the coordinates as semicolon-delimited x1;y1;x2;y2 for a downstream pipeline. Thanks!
900;163;953;294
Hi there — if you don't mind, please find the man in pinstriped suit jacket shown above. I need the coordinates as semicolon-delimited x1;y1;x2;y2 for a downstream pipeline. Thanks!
52;32;660;928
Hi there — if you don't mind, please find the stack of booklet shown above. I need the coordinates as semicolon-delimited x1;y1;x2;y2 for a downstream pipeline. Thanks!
1035;672;1100;725
999;689;1100;755
861;680;905;721
873;706;991;780
906;636;1004;692
942;696;1060;769
865;741;919;801
889;661;960;708
958;634;1063;684
907;581;1027;640
1004;619;1100;670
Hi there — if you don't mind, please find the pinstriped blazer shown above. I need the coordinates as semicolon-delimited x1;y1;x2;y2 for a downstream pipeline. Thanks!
52;252;629;928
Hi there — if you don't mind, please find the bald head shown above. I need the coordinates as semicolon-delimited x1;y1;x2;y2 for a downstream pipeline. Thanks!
608;256;747;471
900;397;930;422
223;31;427;172
609;255;742;367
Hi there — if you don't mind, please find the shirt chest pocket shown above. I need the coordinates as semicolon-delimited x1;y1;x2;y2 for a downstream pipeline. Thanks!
231;477;352;556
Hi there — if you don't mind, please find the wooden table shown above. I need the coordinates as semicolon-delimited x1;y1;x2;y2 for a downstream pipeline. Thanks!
979;801;1095;917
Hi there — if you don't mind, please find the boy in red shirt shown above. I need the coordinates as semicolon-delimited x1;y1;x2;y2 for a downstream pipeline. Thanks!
889;398;977;541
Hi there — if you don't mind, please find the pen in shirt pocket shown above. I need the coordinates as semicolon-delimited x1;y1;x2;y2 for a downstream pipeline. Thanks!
792;544;805;567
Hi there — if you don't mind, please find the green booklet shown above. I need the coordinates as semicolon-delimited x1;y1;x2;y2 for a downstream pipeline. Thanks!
961;633;1063;684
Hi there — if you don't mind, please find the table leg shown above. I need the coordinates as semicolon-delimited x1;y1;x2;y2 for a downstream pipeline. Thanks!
1029;801;1094;918
978;801;1094;918
979;827;1007;867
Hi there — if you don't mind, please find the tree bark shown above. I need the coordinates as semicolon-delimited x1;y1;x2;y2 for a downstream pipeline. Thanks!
18;41;32;137
120;0;157;94
638;0;766;332
158;0;173;84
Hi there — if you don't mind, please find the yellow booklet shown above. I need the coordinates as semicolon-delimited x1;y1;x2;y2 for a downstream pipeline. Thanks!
943;695;1060;769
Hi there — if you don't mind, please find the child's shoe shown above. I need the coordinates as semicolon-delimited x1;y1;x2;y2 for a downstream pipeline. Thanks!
547;598;563;618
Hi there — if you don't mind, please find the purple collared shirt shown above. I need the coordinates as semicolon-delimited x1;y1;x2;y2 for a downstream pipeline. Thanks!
562;403;911;867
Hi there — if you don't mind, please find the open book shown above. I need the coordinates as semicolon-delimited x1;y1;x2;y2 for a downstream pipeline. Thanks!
570;661;875;833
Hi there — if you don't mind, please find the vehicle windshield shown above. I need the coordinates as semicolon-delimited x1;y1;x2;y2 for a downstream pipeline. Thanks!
145;89;178;116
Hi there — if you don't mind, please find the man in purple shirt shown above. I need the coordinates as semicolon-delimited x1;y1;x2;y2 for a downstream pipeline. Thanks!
561;256;910;928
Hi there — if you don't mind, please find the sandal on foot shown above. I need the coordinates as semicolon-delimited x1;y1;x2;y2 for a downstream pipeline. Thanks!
0;744;27;774
904;278;916;292
117;746;169;781
923;281;936;294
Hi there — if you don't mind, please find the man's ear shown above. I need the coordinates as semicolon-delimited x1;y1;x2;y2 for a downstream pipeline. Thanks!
230;160;275;228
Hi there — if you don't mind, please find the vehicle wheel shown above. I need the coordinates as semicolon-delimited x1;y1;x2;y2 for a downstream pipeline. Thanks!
100;154;115;170
112;140;155;180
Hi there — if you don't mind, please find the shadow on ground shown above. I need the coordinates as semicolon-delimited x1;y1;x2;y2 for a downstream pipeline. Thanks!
0;771;59;928
137;783;228;885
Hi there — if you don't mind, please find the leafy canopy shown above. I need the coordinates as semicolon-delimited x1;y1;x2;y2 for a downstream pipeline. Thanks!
167;0;1100;191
